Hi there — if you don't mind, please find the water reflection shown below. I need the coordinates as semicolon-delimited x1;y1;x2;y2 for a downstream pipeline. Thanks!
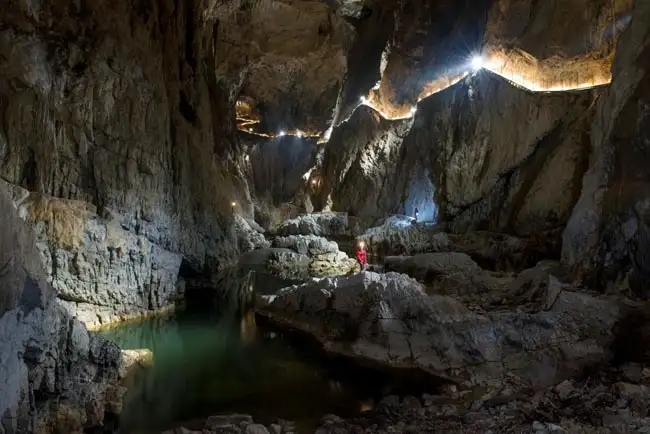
240;311;257;344
102;269;375;434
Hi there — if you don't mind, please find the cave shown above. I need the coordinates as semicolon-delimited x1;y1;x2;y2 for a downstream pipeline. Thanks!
1;0;650;433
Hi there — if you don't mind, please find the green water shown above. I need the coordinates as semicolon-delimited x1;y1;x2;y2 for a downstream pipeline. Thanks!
101;271;398;434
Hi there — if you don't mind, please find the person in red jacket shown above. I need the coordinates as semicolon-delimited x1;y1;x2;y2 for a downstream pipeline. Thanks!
356;240;368;272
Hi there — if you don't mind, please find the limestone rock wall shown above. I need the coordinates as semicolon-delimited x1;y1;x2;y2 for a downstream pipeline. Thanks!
1;0;252;265
415;73;598;236
0;185;122;433
367;0;491;118
562;0;650;296
242;135;315;206
302;0;633;242
0;0;260;324
307;106;414;217
306;69;596;235
3;181;184;329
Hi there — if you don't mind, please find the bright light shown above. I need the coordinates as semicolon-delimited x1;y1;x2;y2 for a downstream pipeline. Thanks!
231;201;236;207
296;131;303;138
244;154;249;161
471;55;484;70
248;128;252;132
409;106;417;115
358;240;365;249
311;179;317;185
279;131;286;136
360;96;367;103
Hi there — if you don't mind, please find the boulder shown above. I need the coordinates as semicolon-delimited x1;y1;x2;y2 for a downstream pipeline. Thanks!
266;249;313;280
359;217;450;256
256;271;622;388
119;349;154;379
361;219;556;271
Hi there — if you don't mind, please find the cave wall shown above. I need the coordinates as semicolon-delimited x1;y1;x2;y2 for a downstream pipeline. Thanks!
367;0;492;118
306;105;412;217
0;0;254;327
243;134;315;205
563;0;650;296
414;73;597;236
305;0;631;239
0;185;122;433
484;0;634;59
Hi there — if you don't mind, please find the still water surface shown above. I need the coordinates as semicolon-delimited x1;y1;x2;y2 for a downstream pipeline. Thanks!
102;271;422;434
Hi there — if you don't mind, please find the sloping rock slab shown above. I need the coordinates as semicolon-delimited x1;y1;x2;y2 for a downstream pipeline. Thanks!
255;272;622;388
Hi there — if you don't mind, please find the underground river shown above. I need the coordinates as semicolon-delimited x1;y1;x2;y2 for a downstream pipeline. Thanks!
101;269;441;434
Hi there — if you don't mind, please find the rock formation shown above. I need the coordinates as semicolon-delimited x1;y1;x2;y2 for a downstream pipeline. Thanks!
1;0;277;327
256;270;621;388
562;0;650;295
0;184;122;433
238;234;357;280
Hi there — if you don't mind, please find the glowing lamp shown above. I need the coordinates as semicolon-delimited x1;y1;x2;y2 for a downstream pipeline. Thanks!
231;201;236;208
471;55;484;70
296;131;303;138
248;128;253;132
311;179;317;185
279;131;286;136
